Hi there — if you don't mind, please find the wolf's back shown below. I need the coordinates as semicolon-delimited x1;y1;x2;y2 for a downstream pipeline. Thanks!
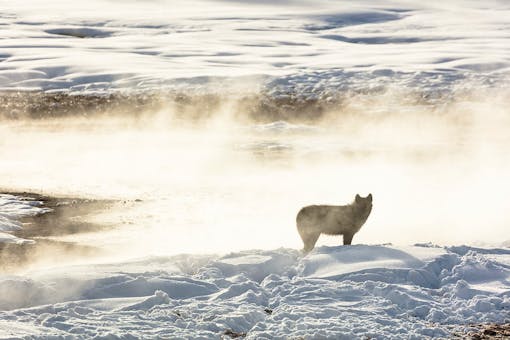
296;204;355;234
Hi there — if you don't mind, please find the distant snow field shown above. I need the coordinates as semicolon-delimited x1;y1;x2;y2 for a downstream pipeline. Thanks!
0;0;509;94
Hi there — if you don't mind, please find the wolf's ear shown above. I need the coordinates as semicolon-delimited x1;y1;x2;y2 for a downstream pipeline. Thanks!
355;194;361;202
367;193;373;202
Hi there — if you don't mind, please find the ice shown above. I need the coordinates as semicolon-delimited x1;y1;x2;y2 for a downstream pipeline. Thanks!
250;121;318;134
0;194;51;244
0;245;509;338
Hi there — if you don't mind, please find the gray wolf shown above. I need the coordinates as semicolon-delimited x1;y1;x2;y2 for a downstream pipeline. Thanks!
296;194;373;252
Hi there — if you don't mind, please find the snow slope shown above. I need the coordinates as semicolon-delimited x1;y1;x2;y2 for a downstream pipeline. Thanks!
0;194;50;244
1;244;509;339
0;0;509;94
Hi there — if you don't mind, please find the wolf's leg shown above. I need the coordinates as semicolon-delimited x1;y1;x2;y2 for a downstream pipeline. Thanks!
343;232;354;245
297;221;320;252
299;230;320;253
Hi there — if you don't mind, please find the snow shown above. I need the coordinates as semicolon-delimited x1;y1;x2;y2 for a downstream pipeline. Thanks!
0;0;509;95
1;0;510;337
0;194;51;244
0;244;509;338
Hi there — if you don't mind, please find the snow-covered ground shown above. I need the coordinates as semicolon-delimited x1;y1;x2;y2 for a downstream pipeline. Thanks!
0;241;509;338
0;196;509;338
0;0;509;94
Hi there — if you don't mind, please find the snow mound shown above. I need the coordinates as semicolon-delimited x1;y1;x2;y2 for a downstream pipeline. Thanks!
1;245;509;338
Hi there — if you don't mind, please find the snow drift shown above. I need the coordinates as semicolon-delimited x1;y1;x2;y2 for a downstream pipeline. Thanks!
0;244;509;338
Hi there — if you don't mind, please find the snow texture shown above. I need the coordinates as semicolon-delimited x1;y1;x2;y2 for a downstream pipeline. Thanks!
0;0;509;95
0;194;51;244
0;244;509;338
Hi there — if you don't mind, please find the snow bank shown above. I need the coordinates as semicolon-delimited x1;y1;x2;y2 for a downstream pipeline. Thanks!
1;244;508;338
0;194;51;244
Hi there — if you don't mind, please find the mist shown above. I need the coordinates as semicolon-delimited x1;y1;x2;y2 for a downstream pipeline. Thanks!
1;90;509;266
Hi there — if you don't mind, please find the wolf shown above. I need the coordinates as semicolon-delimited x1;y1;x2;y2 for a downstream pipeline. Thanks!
296;194;372;252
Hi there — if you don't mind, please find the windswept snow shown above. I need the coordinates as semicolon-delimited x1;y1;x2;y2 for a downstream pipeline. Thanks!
0;0;509;94
0;194;50;244
0;245;509;338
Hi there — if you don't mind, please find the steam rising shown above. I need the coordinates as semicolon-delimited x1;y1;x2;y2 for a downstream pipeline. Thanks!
1;89;509;267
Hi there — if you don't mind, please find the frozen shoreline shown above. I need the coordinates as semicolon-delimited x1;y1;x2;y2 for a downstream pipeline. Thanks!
0;192;120;272
0;194;51;245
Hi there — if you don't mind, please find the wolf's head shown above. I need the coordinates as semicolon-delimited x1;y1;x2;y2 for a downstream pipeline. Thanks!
354;194;373;223
355;193;373;207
